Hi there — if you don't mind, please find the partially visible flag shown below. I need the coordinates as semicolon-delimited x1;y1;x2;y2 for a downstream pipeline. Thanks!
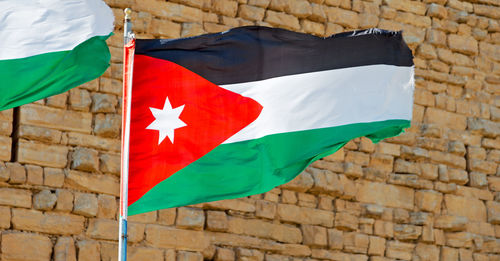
125;27;414;215
0;0;114;111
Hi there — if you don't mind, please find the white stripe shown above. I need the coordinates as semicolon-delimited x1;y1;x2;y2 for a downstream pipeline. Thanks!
0;0;114;60
221;64;414;144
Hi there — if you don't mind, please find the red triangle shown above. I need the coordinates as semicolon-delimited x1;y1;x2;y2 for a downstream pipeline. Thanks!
128;55;263;206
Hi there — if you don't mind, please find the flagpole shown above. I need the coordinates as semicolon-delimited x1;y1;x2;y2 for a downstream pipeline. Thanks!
119;7;133;261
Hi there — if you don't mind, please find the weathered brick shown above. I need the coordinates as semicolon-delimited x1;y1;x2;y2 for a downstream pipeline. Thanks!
65;170;119;196
33;190;57;210
207;210;228;232
44;167;65;187
73;192;98;217
146;225;211;252
12;208;84;235
68;88;92;111
71;147;99;172
0;188;31;208
176;207;205;230
18;139;68;168
228;216;302;243
343;232;369;254
54;237;77;261
150;19;181;38
356;182;414;210
94;113;121;138
239;4;266;21
277;203;334;227
97;194;117;219
20;104;92;133
386;241;415;260
77;240;100;261
265;10;300;30
415;190;443;213
444;194;486;222
0;205;10;228
384;0;426;15
67;132;121;152
1;232;52;261
55;189;74;212
6;162;26;184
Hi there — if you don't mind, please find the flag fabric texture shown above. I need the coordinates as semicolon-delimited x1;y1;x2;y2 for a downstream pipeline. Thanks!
126;27;414;215
0;0;114;111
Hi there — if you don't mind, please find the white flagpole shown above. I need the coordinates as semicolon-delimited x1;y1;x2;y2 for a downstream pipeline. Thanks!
119;8;133;261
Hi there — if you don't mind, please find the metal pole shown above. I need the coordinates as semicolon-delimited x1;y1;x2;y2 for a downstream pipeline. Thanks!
119;7;133;261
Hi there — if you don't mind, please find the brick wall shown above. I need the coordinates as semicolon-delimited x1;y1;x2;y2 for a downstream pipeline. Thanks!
0;0;499;260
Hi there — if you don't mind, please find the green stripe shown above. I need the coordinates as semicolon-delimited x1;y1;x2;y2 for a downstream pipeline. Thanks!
0;35;111;111
129;119;410;215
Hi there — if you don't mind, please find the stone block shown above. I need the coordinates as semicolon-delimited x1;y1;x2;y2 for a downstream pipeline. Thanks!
326;7;359;28
206;211;228;232
18;139;68;168
6;162;26;184
434;215;467;231
386;241;415;260
0;136;11;161
302;225;327;247
215;247;235;261
444;194;486;222
394;224;422;240
356;181;414;210
20;104;92;133
0;188;31;208
368;236;385;256
33;190;57;210
413;243;439;261
212;0;238;17
68;88;92;111
77;240;100;261
335;211;358;231
0;206;10;228
277;203;334;227
87;218;118;240
228;216;302;244
343;232;369;254
71;147;99;172
67;132;121;152
415;190;442;213
176;207;205;230
487;201;500;224
469;172;488;188
425;107;466;131
150;19;181;38
65;170;119;196
158;208;176;225
94;113;121;138
265;10;300;31
97;194;117;219
256;200;276;219
128;211;157;224
55;189;74;212
383;0;426;15
280;171;313;192
1;232;52;261
44;167;65;187
181;22;205;38
73;192;98;217
54;237;77;261
374;220;393;238
327;228;343;250
91;93;117;113
146;225;210;252
11;208;84;235
26;165;43;185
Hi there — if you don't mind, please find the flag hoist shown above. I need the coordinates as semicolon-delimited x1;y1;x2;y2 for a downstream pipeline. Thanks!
119;8;135;261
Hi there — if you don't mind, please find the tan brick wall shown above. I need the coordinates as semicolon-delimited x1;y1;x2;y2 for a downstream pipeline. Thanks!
0;0;499;260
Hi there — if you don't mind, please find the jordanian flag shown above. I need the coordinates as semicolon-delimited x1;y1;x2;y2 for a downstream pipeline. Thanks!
126;27;414;215
0;0;114;111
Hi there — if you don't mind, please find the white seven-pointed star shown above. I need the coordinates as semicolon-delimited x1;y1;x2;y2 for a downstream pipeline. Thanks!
146;97;187;145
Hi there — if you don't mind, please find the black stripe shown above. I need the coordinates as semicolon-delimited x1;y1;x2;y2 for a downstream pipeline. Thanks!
136;27;414;85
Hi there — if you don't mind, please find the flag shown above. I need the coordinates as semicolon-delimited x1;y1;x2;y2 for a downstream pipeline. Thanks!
0;0;114;111
126;27;414;215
